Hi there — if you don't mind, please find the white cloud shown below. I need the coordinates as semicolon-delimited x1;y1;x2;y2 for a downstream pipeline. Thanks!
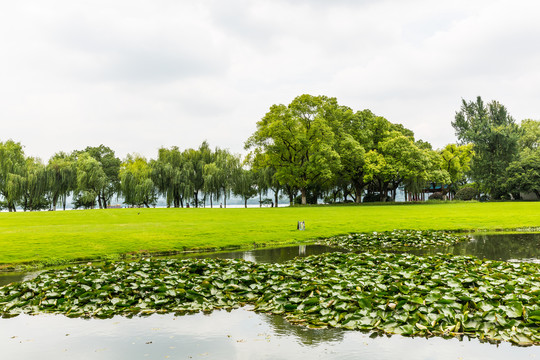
1;0;539;160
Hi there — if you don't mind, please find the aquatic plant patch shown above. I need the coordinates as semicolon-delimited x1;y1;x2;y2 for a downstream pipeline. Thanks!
320;230;471;250
0;253;539;345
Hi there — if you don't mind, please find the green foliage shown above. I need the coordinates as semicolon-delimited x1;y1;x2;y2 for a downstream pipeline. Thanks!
47;152;76;210
246;95;341;205
428;192;444;200
120;155;157;208
74;153;107;209
0;140;26;212
504;148;540;199
439;143;474;195
20;157;49;211
2;250;540;345
452;97;520;198
455;186;479;201
232;168;257;207
82;145;121;208
519;119;540;151
152;146;193;208
321;230;470;250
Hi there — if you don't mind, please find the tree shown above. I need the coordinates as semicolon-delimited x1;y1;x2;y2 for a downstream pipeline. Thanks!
505;148;540;198
439;144;474;197
246;94;341;205
74;153;107;209
152;147;193;208
120;155;157;208
47;152;76;210
330;109;370;203
21;157;49;211
519;119;540;151
80;145;121;208
203;162;221;208
214;148;240;208
233;168;257;207
184;142;212;207
452;96;520;198
0;140;26;211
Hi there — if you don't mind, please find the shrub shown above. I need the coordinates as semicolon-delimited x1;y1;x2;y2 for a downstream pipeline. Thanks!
455;187;479;201
428;192;444;200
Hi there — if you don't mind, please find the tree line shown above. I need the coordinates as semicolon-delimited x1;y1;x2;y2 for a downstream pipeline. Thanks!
1;94;538;211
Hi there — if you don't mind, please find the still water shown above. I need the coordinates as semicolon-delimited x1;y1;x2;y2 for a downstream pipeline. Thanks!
2;310;539;360
1;233;540;359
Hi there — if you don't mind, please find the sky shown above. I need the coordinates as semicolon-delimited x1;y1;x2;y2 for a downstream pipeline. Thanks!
1;0;540;161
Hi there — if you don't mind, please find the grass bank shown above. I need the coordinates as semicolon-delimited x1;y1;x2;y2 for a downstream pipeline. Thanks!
1;202;539;268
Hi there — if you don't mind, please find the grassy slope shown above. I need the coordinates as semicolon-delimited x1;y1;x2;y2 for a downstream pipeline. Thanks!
0;202;539;267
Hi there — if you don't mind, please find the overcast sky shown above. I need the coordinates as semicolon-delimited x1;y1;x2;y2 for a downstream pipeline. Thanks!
1;0;539;161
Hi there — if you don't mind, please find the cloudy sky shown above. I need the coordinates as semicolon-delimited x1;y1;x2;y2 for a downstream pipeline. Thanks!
1;0;539;161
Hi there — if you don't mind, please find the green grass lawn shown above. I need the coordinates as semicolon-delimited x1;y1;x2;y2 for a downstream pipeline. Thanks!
1;202;539;268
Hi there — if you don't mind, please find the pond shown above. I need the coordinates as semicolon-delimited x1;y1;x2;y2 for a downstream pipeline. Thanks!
1;233;540;359
426;233;540;263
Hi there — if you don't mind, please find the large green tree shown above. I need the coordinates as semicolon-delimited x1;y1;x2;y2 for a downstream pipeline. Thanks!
232;167;257;208
246;94;341;205
80;145;121;208
20;157;49;211
152;147;193;208
0;140;26;211
439;143;474;196
47;152;76;210
519;119;540;151
120;155;157;208
184;142;212;207
505;148;540;199
74;153;107;209
452;97;520;198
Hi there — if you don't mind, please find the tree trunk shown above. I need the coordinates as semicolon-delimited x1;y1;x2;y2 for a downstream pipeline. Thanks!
301;188;307;205
245;198;248;208
354;183;363;203
274;189;279;208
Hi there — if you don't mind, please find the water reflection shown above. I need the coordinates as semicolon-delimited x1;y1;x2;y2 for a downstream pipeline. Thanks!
1;310;538;360
421;233;540;262
261;312;345;346
194;244;344;264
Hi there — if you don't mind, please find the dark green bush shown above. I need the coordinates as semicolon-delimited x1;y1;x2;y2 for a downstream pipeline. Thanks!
455;187;479;201
428;192;444;200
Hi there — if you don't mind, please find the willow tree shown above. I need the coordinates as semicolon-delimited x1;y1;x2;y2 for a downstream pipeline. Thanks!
184;142;212;207
74;153;107;209
47;152;76;210
120;155;157;208
233;167;257;208
0;140;26;211
21;157;49;211
77;145;121;208
246;94;341;205
152;147;193;208
203;162;221;208
214;148;240;208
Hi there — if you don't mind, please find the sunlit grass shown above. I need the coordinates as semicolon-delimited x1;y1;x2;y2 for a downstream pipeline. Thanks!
0;202;539;267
